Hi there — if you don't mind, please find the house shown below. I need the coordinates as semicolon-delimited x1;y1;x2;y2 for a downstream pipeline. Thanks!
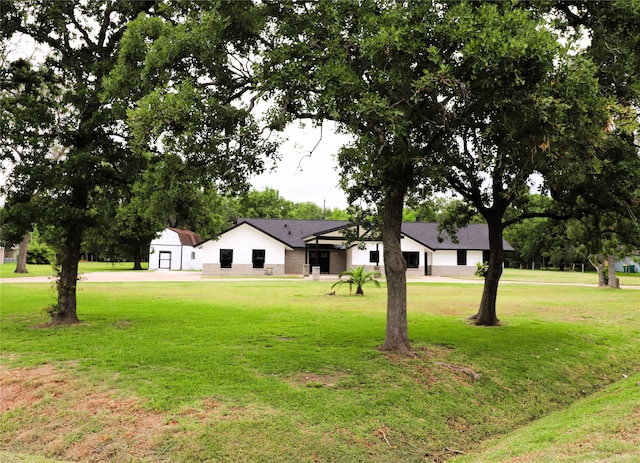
148;228;203;271
200;218;514;277
615;257;639;273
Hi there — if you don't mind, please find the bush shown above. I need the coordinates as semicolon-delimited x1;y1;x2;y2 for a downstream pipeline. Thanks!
475;261;488;277
27;242;55;264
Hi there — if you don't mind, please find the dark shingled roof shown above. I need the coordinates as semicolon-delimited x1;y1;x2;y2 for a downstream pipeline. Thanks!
235;218;513;252
237;218;349;248
168;227;202;247
400;222;514;251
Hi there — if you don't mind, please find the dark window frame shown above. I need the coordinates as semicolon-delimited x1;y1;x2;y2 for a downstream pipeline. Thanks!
252;249;265;269
220;249;233;268
402;251;419;269
369;250;380;264
457;250;467;266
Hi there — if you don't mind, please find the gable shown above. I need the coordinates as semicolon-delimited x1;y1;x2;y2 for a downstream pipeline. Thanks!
204;222;294;251
237;218;350;248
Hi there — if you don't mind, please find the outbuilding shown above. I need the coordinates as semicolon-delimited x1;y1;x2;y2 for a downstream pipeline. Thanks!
148;228;203;271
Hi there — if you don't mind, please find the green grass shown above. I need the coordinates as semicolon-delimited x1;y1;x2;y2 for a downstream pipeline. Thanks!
499;268;640;286
451;372;640;462
0;261;147;278
1;280;639;462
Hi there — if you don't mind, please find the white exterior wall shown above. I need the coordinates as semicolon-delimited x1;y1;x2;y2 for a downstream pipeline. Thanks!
182;245;203;271
431;250;457;266
468;250;484;266
201;224;289;276
348;241;482;277
148;229;202;271
431;250;483;267
350;238;427;268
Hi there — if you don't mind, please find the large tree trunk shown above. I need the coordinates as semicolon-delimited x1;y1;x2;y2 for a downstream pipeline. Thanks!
14;232;29;274
607;255;620;289
471;219;504;326
51;225;82;325
132;241;143;270
380;187;412;353
597;263;606;287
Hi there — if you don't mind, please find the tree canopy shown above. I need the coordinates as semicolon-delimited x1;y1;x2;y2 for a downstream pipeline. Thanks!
0;1;278;324
260;0;630;343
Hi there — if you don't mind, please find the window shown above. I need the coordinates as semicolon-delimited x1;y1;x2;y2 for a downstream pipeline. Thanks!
191;251;196;260
220;249;233;268
482;250;490;263
369;250;379;264
402;252;419;268
457;250;467;266
252;249;265;269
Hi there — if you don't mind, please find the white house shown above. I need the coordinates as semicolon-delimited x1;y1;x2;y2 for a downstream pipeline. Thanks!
149;228;203;271
200;218;513;277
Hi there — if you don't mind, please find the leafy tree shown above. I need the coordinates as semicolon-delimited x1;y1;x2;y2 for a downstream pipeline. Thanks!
290;201;325;220
0;41;61;274
331;265;381;296
103;0;280;265
262;0;615;343
236;187;294;219
1;1;164;324
428;2;614;325
2;1;276;324
547;1;640;288
262;0;450;352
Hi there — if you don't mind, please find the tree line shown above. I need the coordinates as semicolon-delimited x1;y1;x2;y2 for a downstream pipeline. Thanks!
1;1;638;352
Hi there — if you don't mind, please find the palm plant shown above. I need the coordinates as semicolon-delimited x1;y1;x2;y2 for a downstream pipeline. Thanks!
331;265;381;295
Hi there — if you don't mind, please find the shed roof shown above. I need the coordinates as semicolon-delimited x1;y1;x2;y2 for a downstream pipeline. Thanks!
168;227;202;247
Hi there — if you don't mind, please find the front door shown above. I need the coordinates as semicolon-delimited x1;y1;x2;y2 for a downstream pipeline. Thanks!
309;250;330;274
159;251;172;269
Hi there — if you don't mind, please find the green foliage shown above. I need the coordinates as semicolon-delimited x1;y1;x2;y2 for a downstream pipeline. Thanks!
474;261;488;278
26;242;55;265
331;265;381;295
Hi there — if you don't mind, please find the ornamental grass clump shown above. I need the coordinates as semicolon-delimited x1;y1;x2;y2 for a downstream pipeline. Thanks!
331;265;381;295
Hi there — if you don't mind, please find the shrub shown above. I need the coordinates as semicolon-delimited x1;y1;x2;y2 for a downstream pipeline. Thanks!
27;242;55;264
475;261;488;278
331;265;381;295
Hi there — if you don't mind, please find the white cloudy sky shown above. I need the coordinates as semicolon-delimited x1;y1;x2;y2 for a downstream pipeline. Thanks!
250;122;353;210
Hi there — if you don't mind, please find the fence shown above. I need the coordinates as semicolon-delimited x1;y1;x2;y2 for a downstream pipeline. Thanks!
505;261;591;272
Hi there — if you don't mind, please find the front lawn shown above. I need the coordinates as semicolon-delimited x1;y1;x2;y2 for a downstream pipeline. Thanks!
0;261;147;279
1;280;639;462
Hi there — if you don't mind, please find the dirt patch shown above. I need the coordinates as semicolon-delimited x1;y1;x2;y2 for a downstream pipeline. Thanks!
0;364;166;462
384;345;472;388
289;371;349;388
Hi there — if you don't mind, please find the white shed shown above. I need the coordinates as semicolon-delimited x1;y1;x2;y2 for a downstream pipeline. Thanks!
148;228;203;271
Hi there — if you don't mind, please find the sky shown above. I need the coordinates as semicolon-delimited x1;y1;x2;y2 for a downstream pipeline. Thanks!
250;122;353;210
